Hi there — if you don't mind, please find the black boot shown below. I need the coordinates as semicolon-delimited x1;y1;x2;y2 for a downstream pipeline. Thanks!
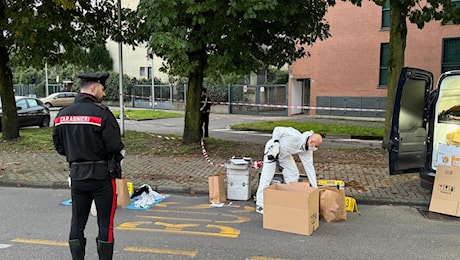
69;238;86;260
96;239;114;260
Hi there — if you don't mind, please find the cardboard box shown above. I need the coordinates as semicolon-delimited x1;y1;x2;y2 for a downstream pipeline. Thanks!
429;165;460;216
263;183;319;236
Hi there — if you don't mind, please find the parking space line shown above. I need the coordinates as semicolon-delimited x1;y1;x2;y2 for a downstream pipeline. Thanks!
124;246;197;257
117;222;240;238
11;238;198;257
250;257;289;260
137;214;250;224
11;238;67;247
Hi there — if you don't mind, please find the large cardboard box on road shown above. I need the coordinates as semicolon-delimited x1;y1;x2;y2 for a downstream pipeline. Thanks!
263;183;319;236
429;165;460;217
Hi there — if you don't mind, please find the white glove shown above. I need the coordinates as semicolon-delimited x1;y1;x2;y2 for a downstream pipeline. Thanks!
271;142;280;158
120;149;126;167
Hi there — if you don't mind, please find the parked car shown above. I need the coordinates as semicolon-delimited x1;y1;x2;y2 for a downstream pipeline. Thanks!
40;92;77;108
0;96;51;132
389;67;460;189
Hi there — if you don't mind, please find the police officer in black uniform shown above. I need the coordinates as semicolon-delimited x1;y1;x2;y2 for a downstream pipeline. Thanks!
53;72;124;260
200;87;212;138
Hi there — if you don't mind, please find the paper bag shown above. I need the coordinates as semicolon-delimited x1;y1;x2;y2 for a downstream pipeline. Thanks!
116;177;131;208
319;187;347;222
208;173;226;203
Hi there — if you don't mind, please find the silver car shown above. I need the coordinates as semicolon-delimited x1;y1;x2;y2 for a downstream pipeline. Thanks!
40;92;78;108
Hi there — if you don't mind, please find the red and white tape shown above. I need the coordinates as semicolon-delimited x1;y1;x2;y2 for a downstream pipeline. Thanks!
123;94;385;113
200;138;264;169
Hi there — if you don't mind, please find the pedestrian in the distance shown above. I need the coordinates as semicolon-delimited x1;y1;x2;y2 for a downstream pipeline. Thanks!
200;87;212;138
52;72;125;260
255;127;323;214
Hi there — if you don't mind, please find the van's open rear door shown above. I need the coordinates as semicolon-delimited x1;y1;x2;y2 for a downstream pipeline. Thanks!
389;67;433;175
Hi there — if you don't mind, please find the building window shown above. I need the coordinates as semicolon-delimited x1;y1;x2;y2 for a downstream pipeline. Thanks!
453;0;460;8
442;37;460;73
379;43;389;87
140;67;146;77
148;67;152;79
382;0;390;28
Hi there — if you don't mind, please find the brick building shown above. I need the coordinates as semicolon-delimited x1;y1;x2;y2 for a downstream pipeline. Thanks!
288;1;460;117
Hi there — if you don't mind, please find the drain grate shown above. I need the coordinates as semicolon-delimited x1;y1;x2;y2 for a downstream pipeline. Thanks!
416;207;460;221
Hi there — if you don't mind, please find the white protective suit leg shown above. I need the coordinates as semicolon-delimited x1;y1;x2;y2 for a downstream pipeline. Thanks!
279;154;299;184
255;139;277;208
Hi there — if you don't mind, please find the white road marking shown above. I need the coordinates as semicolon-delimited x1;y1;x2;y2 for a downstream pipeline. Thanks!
0;244;12;249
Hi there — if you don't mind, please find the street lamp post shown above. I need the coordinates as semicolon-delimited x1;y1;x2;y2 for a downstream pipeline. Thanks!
45;62;49;97
117;0;124;136
150;53;155;111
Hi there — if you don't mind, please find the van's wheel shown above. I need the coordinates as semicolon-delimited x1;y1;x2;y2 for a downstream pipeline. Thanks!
40;117;50;128
420;179;434;190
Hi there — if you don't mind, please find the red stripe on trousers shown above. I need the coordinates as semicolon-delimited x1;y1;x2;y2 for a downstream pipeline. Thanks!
108;178;117;242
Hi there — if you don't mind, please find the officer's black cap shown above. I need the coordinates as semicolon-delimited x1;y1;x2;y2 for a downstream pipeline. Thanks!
78;72;109;90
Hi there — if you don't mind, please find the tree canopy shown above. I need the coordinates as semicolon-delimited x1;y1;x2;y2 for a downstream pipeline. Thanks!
357;0;460;148
0;0;135;140
136;0;338;143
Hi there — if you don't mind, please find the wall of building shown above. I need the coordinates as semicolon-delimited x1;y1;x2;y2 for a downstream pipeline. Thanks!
106;0;169;83
289;1;460;116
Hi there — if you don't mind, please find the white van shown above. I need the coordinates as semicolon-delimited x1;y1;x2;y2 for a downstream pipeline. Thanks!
389;67;460;189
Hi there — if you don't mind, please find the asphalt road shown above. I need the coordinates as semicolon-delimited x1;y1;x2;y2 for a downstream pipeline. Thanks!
1;187;459;260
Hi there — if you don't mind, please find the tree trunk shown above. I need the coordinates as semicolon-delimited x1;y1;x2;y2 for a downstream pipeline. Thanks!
182;47;206;144
382;0;407;149
0;44;20;141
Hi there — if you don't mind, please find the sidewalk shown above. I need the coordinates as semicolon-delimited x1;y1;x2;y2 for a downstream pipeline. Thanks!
0;112;433;207
0;148;432;207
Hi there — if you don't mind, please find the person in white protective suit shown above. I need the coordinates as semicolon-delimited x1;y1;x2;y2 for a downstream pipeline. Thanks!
255;127;323;214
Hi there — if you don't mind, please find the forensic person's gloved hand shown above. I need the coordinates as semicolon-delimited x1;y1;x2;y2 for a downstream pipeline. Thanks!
267;141;280;161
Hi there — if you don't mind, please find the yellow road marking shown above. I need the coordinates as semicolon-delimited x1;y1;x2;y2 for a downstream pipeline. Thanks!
185;204;240;209
216;214;249;224
124;246;197;257
137;210;250;224
12;238;198;257
250;257;290;260
137;214;249;224
155;222;199;231
11;238;67;247
117;221;240;238
138;216;212;222
154;202;179;208
151;209;223;215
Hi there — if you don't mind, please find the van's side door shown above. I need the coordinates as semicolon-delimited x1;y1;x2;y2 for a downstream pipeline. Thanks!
389;67;433;175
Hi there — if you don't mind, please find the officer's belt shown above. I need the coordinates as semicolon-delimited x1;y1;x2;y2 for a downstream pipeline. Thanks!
72;160;107;165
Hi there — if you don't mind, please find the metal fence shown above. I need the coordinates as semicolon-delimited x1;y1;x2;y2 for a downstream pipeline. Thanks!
316;96;386;118
13;84;65;98
131;84;173;109
228;84;288;116
13;84;36;97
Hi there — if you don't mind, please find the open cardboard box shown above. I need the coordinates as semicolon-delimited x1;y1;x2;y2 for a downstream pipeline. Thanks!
263;183;319;236
429;165;460;217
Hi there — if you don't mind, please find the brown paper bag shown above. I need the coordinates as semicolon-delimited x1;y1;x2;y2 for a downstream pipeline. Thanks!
208;173;226;203
116;177;131;208
319;187;347;222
